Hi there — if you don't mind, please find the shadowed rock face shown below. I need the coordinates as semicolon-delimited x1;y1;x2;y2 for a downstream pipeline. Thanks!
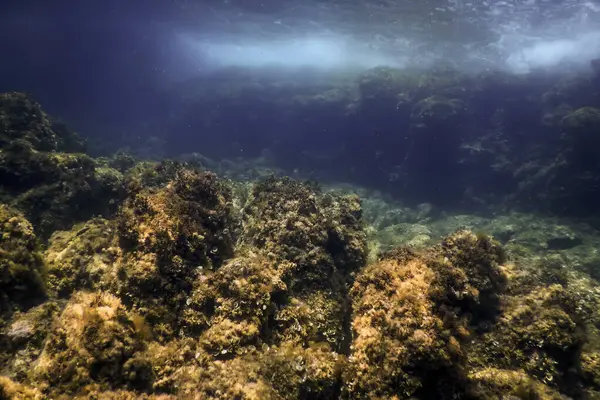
0;93;124;240
0;204;47;315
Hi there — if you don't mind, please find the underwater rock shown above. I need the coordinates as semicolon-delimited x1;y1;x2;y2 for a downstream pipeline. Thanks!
241;176;367;352
0;93;124;239
581;352;600;388
0;376;43;400
242;176;367;278
0;205;46;316
345;230;506;398
39;164;237;341
2;84;600;398
116;166;234;272
181;251;287;346
0;92;84;153
44;218;118;298
0;301;61;381
148;342;277;399
464;256;600;400
135;337;345;400
122;160;192;194
112;167;234;339
32;291;147;396
98;151;138;174
469;284;582;380
375;222;433;253
512;222;583;252
466;368;565;399
3;190;600;399
260;342;345;399
12;158;125;241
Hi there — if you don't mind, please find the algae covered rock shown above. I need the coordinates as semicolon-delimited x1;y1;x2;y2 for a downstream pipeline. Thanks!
345;250;457;398
182;252;287;349
464;258;597;399
0;93;123;239
117;167;233;264
0;92;84;153
242;176;367;281
40;164;237;342
113;167;235;339
11;153;113;239
45;218;118;298
241;176;367;351
32;291;148;396
466;368;565;399
0;92;87;191
0;205;46;315
0;301;61;381
345;230;507;398
0;376;43;400
184;176;368;356
470;284;582;383
261;342;345;399
582;352;600;389
5;81;600;399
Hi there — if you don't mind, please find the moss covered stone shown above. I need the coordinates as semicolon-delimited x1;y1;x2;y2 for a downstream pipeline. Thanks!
0;301;61;381
241;177;367;352
0;92;84;153
45;218;118;298
0;93;124;239
466;368;565;399
112;168;234;339
0;376;44;400
0;205;46;315
32;291;148;396
345;230;507;398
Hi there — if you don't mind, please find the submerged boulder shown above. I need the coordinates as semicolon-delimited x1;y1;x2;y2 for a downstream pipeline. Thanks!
0;93;123;239
345;230;507;398
0;205;46;316
242;176;367;352
32;291;148;396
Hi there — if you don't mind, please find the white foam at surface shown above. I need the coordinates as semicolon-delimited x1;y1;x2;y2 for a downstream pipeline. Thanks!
505;31;600;73
177;33;406;71
170;0;600;75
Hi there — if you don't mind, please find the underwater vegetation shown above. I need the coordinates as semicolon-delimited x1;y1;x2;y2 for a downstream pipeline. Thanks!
2;92;600;399
0;93;123;240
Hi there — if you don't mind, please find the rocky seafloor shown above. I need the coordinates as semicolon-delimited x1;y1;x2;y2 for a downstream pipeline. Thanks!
1;92;600;400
